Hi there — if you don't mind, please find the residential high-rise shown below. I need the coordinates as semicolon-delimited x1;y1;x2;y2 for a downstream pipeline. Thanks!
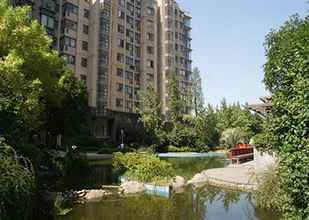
11;0;192;141
157;0;192;114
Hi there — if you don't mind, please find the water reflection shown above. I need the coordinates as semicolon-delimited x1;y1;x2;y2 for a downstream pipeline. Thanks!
59;185;279;220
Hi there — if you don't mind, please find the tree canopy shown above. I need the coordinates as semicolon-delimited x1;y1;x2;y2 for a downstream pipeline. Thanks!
257;14;309;219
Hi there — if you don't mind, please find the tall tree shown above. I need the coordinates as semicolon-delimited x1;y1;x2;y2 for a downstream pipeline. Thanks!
257;15;309;219
167;74;186;122
137;86;163;143
191;67;204;115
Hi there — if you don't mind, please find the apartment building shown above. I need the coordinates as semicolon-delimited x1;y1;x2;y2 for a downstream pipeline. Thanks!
11;0;192;141
157;0;192;114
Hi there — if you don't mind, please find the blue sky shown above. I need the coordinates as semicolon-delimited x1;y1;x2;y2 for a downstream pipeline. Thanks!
177;0;307;106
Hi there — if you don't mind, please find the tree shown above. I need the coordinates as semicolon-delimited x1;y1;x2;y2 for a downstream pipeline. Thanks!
258;14;309;219
138;86;163;144
0;2;91;148
55;71;92;144
191;67;204;115
0;138;35;220
219;128;248;149
167;74;186;122
200;105;220;147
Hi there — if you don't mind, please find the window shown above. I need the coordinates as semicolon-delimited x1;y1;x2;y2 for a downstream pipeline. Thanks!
84;9;89;18
125;85;133;98
118;0;125;7
146;7;155;16
146;73;154;81
62;54;75;65
126;43;133;56
117;38;124;48
63;2;78;15
126;29;134;42
40;14;54;29
146;33;154;41
134;88;140;99
83;24;89;34
117;83;123;92
126;100;133;112
117;53;124;63
126;16;134;29
126;56;134;66
126;71;133;80
63;19;77;31
64;36;76;48
147;59;154;68
135;20;141;31
118;24;124;33
147;19;154;29
118;9;125;19
81;57;88;67
147;46;154;55
41;0;56;11
134;73;140;85
135;46;141;58
135;33;141;44
82;41;88;50
116;98;123;107
117;68;123;77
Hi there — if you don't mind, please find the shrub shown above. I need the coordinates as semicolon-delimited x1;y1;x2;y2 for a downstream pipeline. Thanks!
255;165;287;213
219;127;248;149
64;148;90;178
0;140;35;220
113;152;174;183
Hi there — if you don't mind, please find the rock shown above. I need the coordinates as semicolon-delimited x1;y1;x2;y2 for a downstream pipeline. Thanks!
187;172;208;186
83;190;108;201
119;181;145;194
169;176;185;191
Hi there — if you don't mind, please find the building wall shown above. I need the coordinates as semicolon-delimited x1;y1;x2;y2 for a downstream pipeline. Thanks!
12;0;193;141
157;0;192;114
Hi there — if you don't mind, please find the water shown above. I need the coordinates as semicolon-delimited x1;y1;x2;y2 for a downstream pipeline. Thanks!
59;156;279;220
58;185;279;220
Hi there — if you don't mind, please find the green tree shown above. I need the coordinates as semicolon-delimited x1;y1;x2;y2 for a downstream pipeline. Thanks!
0;2;92;148
219;127;248;149
138;86;163;143
200;105;220;147
167;74;186;122
257;14;309;219
191;67;204;116
0;138;35;220
56;71;92;144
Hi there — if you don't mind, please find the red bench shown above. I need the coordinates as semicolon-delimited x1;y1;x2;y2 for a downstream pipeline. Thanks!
229;146;254;164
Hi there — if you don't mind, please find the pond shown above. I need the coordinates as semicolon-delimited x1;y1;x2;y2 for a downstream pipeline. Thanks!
58;185;279;220
59;155;279;220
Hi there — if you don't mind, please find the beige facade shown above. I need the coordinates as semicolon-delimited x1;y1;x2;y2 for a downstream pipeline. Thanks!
157;0;192;113
12;0;192;140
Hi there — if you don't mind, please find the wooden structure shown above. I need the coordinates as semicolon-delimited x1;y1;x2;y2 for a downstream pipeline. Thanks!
229;145;254;164
248;96;272;117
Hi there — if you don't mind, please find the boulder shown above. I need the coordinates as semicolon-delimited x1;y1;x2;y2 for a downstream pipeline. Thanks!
169;176;186;191
187;172;208;186
119;181;145;194
84;190;108;201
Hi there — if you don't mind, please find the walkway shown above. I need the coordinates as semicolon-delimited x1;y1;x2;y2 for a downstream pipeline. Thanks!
188;161;257;191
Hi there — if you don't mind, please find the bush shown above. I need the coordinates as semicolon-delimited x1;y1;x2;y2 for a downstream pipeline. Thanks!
219;127;248;149
255;165;287;213
0;140;35;220
167;145;193;152
64;148;90;178
113;152;174;183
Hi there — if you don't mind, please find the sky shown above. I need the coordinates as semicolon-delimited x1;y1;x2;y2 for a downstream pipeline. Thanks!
177;0;307;106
